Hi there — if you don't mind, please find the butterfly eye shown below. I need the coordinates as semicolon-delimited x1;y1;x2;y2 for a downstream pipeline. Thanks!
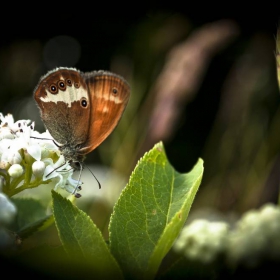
49;84;58;94
80;98;88;108
112;87;118;95
66;79;72;86
58;80;66;91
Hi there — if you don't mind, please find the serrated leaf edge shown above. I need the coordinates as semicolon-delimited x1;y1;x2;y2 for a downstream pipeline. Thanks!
52;190;124;278
145;158;204;278
108;141;164;233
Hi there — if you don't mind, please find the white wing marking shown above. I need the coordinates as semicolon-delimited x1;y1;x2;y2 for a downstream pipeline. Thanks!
39;87;88;108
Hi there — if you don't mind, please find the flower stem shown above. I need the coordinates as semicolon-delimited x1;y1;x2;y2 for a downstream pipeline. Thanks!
11;179;51;196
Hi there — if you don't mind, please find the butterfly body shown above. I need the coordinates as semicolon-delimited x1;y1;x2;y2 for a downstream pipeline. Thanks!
34;67;130;169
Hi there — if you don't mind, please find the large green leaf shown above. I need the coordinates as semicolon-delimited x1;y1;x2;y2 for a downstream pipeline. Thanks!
17;214;54;239
11;197;47;229
11;197;53;239
52;190;123;279
109;141;204;280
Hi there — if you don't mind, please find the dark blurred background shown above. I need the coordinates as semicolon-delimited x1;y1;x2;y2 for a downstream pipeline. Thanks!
1;5;280;218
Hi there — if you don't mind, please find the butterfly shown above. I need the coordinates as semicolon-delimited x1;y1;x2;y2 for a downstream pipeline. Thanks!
33;67;130;194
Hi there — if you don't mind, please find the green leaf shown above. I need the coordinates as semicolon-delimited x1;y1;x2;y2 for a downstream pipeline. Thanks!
11;197;47;229
10;197;53;239
17;214;54;239
52;190;123;279
109;141;204;280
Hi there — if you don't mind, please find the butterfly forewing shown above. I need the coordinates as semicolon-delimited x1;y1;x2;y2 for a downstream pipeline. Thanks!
34;68;91;146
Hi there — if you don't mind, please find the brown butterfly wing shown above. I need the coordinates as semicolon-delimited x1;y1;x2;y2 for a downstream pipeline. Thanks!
79;71;130;154
34;68;90;147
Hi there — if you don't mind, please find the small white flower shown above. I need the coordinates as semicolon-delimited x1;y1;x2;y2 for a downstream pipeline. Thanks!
43;155;81;194
0;193;17;225
7;150;22;165
0;127;14;140
64;176;82;195
0;138;13;161
0;113;15;128
12;119;32;134
8;164;24;178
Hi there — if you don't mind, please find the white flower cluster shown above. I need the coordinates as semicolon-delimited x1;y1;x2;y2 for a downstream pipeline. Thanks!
173;203;280;268
227;203;280;268
173;219;229;263
0;113;81;197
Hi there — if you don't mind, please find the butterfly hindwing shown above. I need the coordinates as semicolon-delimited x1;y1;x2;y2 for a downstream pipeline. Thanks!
80;71;130;154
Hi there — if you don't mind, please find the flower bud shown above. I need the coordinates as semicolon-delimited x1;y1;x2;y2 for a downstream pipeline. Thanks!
0;160;10;170
8;151;22;165
8;164;24;178
32;160;45;178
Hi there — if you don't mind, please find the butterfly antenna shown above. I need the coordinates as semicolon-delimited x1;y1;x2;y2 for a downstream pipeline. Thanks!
30;136;61;148
46;162;69;177
84;164;101;189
